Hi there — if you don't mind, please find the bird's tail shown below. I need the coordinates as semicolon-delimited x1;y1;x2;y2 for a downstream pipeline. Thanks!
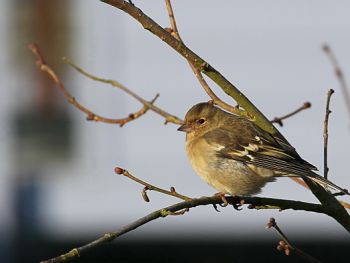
307;174;349;195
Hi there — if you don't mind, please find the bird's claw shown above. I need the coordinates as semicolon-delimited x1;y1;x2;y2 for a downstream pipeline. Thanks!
232;203;243;210
214;192;229;207
212;204;221;212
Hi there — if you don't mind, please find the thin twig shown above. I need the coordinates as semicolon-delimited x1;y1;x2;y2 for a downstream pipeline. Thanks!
323;89;334;179
164;0;247;118
101;0;281;136
283;97;350;209
290;177;350;210
41;196;324;263
266;218;321;263
340;201;350;209
302;177;350;232
99;3;350;226
166;0;350;211
271;102;311;127
323;44;350;122
114;167;192;201
63;57;184;125
28;43;159;126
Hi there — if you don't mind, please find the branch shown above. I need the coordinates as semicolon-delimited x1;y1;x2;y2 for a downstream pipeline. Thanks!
101;0;281;136
63;57;183;125
266;218;321;263
100;0;350;231
303;177;350;232
165;0;321;209
323;89;334;179
114;167;192;201
271;102;311;127
41;195;325;263
28;43;159;126
33;3;350;262
323;44;350;122
164;0;246;118
340;201;350;209
289;177;350;211
296;87;350;232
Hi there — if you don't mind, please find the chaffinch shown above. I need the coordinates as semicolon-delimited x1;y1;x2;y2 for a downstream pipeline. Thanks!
178;102;348;196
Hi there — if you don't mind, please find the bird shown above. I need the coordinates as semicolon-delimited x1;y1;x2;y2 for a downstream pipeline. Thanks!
178;102;348;196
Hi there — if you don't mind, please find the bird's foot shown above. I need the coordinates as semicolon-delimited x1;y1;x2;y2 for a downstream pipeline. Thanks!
214;192;229;207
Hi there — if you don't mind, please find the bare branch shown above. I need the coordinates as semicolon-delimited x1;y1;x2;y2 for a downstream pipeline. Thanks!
271;102;311;127
41;195;324;263
164;0;246;117
302;177;350;232
323;89;334;179
340;201;350;209
101;0;281;136
323;44;350;122
28;43;159;126
266;218;321;263
63;57;184;125
114;167;192;201
31;3;350;263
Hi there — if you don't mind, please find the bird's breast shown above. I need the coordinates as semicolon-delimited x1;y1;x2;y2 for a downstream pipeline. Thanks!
185;137;274;195
186;138;215;182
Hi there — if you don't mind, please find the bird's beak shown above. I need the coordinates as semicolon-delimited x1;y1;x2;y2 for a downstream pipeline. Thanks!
177;123;192;132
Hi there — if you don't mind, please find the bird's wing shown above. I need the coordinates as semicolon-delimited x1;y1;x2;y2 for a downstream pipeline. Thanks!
203;117;350;194
203;117;317;177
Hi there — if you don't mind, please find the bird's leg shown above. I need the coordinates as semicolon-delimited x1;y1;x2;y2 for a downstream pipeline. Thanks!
214;192;229;207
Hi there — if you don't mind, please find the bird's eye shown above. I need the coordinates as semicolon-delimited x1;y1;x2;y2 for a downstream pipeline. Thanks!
196;118;206;125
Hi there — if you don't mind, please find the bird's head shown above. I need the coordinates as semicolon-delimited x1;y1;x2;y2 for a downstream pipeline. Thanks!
178;102;225;139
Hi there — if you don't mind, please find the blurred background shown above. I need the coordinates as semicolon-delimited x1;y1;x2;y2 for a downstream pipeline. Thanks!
0;0;349;262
